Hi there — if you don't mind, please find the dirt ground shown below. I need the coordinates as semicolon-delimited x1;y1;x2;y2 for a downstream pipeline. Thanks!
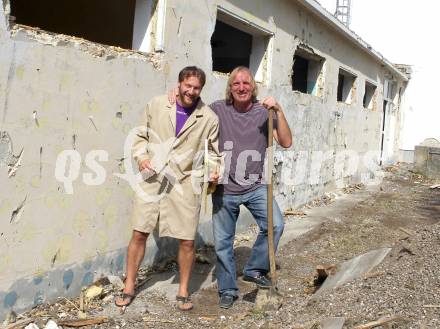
12;164;440;328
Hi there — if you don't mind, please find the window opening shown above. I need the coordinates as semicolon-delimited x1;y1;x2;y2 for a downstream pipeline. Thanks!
292;48;324;96
10;0;161;52
363;81;377;109
211;8;273;83
337;68;356;104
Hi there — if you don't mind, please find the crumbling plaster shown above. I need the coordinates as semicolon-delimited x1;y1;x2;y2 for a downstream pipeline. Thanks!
0;0;407;319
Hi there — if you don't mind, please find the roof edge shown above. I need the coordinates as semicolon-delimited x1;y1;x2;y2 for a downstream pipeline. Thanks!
296;0;408;81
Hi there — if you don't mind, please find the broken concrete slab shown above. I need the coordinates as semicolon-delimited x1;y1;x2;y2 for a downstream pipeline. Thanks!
279;217;324;248
314;247;392;297
320;317;345;329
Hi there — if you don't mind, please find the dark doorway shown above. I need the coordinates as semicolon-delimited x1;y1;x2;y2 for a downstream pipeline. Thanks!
379;100;388;165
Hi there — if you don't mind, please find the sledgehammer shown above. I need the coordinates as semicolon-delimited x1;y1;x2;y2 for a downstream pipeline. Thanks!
254;107;283;311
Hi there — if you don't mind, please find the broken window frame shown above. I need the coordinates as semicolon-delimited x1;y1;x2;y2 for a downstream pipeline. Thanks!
8;0;167;53
291;45;325;97
212;6;274;84
133;0;167;52
363;80;377;110
383;78;397;104
337;68;357;105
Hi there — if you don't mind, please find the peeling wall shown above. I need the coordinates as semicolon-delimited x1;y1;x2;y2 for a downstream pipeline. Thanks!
0;0;407;319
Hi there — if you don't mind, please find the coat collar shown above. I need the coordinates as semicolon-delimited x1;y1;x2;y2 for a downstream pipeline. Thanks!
166;98;205;137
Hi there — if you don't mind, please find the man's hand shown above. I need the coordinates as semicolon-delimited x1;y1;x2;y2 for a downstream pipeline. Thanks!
167;87;179;104
261;96;292;148
260;96;281;112
209;172;219;184
207;172;219;194
139;159;155;174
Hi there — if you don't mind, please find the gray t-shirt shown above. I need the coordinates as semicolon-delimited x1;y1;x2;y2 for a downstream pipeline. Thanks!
210;100;277;195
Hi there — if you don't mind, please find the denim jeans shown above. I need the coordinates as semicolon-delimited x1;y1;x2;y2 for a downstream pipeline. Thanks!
212;186;284;297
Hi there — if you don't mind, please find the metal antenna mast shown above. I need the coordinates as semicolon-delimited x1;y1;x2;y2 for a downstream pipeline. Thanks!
335;0;352;27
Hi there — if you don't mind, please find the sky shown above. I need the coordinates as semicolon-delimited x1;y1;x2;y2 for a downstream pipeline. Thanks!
316;0;440;149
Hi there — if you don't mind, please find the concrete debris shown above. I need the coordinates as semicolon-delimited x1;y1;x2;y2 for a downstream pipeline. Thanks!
10;196;27;224
11;24;163;69
84;285;103;301
107;275;124;290
342;183;364;194
430;184;440;189
43;320;60;329
314;248;392;297
305;192;336;208
320;317;345;329
24;323;39;329
195;253;211;264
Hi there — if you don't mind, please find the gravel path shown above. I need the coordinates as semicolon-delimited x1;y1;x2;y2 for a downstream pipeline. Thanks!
11;165;439;328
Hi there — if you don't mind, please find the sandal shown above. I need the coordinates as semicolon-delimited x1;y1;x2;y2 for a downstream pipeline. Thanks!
176;295;193;311
115;292;135;307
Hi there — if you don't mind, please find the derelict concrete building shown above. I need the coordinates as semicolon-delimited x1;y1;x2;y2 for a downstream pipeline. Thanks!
0;0;409;318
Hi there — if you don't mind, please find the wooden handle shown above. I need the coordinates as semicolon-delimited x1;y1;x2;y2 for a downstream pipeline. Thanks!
267;108;277;284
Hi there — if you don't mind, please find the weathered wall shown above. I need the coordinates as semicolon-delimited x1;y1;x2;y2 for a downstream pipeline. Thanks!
414;142;440;179
0;0;406;318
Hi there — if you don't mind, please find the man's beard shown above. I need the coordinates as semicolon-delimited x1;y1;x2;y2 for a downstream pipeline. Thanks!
178;91;197;107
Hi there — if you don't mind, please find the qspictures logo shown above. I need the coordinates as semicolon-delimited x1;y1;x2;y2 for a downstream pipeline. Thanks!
54;126;384;201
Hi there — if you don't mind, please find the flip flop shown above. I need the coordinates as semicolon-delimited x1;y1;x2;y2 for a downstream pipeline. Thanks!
115;292;135;307
176;295;193;311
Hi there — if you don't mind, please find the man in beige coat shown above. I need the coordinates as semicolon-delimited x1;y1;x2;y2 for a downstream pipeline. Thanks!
115;66;220;311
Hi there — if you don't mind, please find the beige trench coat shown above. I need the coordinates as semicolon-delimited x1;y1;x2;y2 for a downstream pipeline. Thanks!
131;95;221;240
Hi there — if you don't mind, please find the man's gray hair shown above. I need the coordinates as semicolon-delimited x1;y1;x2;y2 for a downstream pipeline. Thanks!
225;66;258;105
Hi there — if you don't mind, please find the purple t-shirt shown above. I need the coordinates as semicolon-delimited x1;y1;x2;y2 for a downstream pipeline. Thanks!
175;100;197;136
210;100;277;195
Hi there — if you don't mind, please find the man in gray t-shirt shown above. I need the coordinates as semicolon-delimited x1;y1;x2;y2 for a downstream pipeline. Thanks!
211;66;292;309
210;99;277;195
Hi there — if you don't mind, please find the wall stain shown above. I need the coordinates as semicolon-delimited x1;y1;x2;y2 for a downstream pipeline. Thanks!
1;43;16;124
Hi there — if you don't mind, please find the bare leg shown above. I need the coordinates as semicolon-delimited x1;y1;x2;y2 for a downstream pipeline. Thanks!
115;230;149;306
177;239;195;310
